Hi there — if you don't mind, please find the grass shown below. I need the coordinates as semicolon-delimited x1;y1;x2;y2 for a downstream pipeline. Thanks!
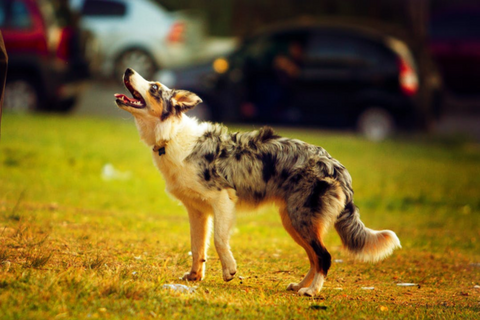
0;112;479;319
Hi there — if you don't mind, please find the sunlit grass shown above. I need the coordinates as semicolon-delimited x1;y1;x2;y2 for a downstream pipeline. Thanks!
0;113;479;319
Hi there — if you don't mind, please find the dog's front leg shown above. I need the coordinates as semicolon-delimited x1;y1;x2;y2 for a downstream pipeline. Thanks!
183;206;212;281
212;192;237;282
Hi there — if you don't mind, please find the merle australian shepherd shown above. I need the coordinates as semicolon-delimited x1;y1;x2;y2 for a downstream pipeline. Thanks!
115;68;401;296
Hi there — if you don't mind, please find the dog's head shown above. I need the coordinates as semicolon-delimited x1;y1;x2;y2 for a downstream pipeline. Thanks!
115;68;202;121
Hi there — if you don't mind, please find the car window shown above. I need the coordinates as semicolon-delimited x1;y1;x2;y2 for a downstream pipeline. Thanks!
306;32;391;67
0;0;32;29
0;2;5;26
82;0;127;17
234;31;307;69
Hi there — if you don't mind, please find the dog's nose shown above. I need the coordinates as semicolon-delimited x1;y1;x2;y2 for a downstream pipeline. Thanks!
125;68;134;77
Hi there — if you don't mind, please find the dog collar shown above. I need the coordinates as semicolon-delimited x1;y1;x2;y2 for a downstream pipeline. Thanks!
153;146;166;156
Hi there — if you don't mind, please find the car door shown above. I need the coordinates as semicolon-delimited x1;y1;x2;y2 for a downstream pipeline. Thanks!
294;31;376;126
301;30;400;126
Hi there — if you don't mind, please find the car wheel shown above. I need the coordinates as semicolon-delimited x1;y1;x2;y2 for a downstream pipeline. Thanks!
4;77;41;112
357;107;395;141
115;49;157;80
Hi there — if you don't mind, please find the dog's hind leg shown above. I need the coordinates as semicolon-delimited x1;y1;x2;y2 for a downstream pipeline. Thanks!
183;206;212;281
287;214;335;297
212;190;237;282
287;178;346;296
279;207;315;292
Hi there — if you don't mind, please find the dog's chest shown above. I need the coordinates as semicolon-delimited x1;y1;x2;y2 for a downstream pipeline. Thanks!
152;153;209;203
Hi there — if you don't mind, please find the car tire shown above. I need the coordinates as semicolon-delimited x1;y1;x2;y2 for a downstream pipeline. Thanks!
357;107;395;141
114;49;157;80
4;76;42;112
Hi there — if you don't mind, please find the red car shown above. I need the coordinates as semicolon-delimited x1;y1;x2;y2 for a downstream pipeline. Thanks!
1;0;93;112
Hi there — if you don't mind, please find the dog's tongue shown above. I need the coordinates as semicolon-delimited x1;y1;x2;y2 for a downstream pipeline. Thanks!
114;94;140;103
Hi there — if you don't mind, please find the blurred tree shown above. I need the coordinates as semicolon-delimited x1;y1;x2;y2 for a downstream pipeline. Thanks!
154;0;469;40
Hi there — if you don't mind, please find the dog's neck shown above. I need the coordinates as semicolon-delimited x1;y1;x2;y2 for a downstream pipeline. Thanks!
133;115;180;148
134;114;206;154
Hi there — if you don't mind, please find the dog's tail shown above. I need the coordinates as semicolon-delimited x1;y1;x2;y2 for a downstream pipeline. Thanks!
334;201;401;262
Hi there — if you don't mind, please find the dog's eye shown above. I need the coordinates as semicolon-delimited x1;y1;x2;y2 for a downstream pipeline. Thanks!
152;84;158;91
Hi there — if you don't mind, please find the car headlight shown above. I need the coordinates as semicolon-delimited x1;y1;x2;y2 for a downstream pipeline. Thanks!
156;70;176;87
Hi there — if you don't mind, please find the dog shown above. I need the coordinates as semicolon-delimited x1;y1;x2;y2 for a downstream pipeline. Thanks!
115;68;401;296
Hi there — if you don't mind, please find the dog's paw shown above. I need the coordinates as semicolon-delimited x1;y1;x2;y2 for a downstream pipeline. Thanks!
287;282;302;292
182;271;203;282
221;259;237;282
222;268;237;282
298;287;317;297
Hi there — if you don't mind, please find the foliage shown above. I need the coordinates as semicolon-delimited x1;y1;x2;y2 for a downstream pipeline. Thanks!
0;113;479;319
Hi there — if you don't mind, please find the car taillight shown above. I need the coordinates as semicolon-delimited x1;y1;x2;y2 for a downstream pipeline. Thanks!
167;21;186;43
398;57;418;96
56;27;72;62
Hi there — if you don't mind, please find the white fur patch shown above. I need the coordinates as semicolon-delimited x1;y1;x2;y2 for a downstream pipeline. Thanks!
353;229;402;263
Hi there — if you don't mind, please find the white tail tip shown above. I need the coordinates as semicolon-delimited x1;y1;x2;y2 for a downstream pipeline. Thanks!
353;229;401;263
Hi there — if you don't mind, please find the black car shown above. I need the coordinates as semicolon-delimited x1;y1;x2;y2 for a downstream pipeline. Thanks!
159;22;441;140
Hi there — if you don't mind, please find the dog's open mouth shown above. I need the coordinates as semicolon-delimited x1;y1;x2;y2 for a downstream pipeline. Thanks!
115;79;146;108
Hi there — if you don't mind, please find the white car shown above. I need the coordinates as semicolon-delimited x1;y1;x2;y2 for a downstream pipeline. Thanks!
70;0;206;79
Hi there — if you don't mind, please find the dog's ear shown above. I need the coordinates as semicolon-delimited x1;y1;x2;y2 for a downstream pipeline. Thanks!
171;90;202;113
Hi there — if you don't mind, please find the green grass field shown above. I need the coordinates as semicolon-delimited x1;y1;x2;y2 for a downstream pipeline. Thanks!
0;113;479;319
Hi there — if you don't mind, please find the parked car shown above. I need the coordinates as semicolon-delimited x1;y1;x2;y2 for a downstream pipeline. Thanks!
71;0;206;80
1;0;93;112
158;22;442;140
429;6;480;95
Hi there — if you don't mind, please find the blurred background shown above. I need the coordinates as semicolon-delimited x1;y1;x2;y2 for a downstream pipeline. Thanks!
1;0;480;141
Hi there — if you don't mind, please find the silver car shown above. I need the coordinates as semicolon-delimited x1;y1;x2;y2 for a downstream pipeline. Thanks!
70;0;206;79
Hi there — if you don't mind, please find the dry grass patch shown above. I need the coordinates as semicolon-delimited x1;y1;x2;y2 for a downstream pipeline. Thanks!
0;113;479;319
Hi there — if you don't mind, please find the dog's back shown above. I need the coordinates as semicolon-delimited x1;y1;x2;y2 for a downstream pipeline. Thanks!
187;125;347;201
